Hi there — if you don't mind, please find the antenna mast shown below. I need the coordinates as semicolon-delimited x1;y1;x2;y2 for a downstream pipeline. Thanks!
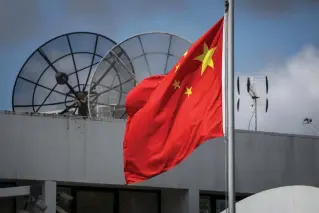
237;76;269;131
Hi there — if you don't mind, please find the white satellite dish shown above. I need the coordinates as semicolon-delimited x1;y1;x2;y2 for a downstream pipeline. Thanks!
221;185;319;213
88;32;192;119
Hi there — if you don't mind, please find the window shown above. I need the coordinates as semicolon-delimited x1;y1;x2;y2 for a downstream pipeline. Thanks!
200;194;248;213
199;195;211;213
77;191;115;213
119;190;160;213
215;199;227;213
0;198;15;213
0;183;16;213
58;185;160;213
57;187;73;213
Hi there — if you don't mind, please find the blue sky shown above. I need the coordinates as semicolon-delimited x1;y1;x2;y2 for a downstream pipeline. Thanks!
1;0;319;110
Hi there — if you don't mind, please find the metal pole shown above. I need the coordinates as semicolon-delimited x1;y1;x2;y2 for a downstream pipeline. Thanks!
223;5;229;137
223;7;229;210
308;123;319;135
226;0;236;212
254;99;257;131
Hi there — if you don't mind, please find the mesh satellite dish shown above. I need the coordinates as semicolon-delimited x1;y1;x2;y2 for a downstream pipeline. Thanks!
88;32;192;118
12;32;117;116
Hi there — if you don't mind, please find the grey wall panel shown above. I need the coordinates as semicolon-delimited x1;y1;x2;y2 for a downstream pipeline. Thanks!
1;111;319;194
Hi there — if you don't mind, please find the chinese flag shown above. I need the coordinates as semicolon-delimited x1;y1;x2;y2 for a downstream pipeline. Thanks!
123;17;224;184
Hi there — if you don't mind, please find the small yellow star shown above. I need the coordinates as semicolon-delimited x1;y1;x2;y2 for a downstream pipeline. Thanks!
185;87;192;97
172;80;180;90
183;50;188;57
175;64;180;72
194;43;217;76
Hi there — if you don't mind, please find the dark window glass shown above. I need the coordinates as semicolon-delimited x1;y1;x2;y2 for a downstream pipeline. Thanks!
0;197;15;213
200;194;247;213
0;183;15;213
77;191;114;213
216;199;227;213
57;187;73;213
200;195;211;213
119;191;159;213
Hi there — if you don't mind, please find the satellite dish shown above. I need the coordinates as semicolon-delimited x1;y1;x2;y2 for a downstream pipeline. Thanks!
88;32;192;118
12;32;117;116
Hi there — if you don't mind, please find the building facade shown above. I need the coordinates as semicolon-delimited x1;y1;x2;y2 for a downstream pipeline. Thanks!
1;111;319;213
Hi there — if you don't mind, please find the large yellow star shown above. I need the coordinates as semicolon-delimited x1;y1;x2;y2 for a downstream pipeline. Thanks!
194;43;217;76
172;80;180;89
185;87;192;97
183;50;188;57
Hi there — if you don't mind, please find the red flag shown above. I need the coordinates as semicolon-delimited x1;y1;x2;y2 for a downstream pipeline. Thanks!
123;17;224;184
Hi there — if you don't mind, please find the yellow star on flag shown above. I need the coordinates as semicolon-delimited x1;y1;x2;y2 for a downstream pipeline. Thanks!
183;50;188;57
172;80;180;89
175;64;180;72
194;43;217;76
185;87;192;97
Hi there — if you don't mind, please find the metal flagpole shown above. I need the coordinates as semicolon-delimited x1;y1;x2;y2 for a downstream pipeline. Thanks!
222;2;229;211
225;0;236;212
223;3;229;140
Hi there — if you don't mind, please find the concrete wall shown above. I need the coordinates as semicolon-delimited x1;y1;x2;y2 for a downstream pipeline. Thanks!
1;111;319;194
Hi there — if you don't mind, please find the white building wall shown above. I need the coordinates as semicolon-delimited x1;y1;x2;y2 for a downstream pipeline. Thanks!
1;111;319;195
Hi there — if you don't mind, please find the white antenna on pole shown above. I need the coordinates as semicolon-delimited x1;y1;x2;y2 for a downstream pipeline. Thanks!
237;75;269;131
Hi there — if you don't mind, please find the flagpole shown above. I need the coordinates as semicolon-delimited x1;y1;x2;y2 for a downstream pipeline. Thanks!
225;0;236;212
222;2;229;210
223;4;228;140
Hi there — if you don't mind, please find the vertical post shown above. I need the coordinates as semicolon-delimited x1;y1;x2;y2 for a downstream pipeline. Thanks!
254;99;258;131
223;6;228;138
223;2;229;210
42;181;56;213
226;0;236;212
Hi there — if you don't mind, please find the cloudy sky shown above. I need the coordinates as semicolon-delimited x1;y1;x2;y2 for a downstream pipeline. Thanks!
1;0;319;135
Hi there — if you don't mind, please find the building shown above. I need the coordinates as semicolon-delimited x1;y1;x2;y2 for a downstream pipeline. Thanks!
1;111;319;213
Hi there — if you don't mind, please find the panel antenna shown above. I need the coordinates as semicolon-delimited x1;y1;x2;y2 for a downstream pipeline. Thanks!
237;75;269;131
